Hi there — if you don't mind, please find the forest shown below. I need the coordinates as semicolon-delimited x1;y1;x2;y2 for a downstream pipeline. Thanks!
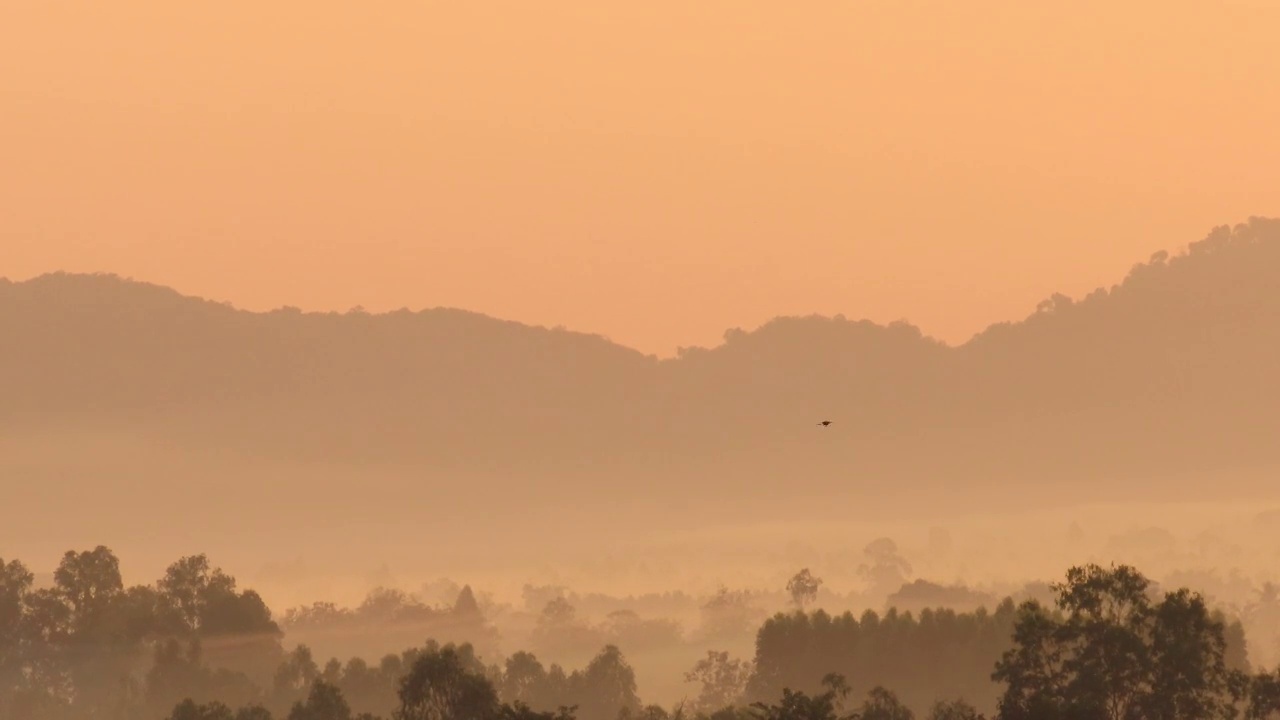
5;547;1280;720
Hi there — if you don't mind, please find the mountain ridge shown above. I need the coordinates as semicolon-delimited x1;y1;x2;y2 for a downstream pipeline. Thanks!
4;218;1280;566
9;213;1270;362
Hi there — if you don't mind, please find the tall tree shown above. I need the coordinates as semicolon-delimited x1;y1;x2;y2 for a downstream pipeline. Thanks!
500;701;577;720
53;546;124;635
0;558;36;717
394;645;499;720
571;646;641;720
289;680;353;720
750;674;854;720
854;687;913;720
685;651;751;712
926;700;984;720
501;652;551;708
158;556;237;634
786;571;823;611
992;564;1246;720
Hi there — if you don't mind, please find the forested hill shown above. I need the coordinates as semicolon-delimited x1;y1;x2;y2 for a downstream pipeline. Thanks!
3;218;1280;525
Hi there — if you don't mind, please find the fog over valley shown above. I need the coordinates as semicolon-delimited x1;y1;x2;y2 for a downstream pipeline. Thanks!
7;0;1280;715
6;220;1280;718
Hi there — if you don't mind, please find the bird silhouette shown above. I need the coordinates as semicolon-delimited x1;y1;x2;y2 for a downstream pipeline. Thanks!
817;420;832;427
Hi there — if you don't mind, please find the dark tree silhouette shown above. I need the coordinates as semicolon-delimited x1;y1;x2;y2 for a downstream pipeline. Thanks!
750;674;854;720
685;651;752;712
992;564;1246;720
853;687;913;720
570;645;641;720
288;679;352;720
394;645;499;720
500;700;577;720
925;699;984;720
11;545;1280;720
786;571;823;611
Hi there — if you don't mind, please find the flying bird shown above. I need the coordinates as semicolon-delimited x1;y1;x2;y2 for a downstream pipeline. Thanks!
817;421;833;427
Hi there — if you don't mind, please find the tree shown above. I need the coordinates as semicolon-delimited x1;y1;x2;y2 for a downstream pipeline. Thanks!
684;651;752;712
1246;670;1280;719
1057;565;1151;719
747;600;1018;713
169;698;237;720
289;680;353;720
926;700;984;720
500;700;576;720
501;652;550;707
618;705;673;720
0;557;32;643
570;645;641;720
168;699;276;720
539;598;576;627
988;602;1064;720
42;546;155;718
147;638;209;709
699;587;764;642
1145;589;1245;720
853;687;913;720
857;540;912;601
158;554;283;688
202;588;279;637
602;610;682;654
273;644;322;712
53;545;124;634
358;589;428;624
750;674;854;720
158;555;237;633
529;596;607;659
454;587;483;620
0;557;34;711
145;637;261;716
786;571;823;611
992;564;1246;720
17;586;75;712
394;645;499;720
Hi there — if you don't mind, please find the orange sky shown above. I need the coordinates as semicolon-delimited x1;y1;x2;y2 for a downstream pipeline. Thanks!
3;1;1278;356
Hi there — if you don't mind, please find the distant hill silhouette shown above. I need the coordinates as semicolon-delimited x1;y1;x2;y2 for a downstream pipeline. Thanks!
4;218;1280;558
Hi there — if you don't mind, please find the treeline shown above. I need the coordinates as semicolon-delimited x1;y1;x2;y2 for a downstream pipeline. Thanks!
0;548;645;720
279;586;503;668
167;564;1280;720
216;641;644;720
8;547;1280;719
747;603;1018;713
0;548;286;719
160;563;1280;720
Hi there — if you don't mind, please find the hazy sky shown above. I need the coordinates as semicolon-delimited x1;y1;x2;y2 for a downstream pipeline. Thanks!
4;1;1278;356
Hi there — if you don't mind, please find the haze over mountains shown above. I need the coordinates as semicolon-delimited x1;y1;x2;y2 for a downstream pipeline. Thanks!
4;218;1280;593
9;3;1280;716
